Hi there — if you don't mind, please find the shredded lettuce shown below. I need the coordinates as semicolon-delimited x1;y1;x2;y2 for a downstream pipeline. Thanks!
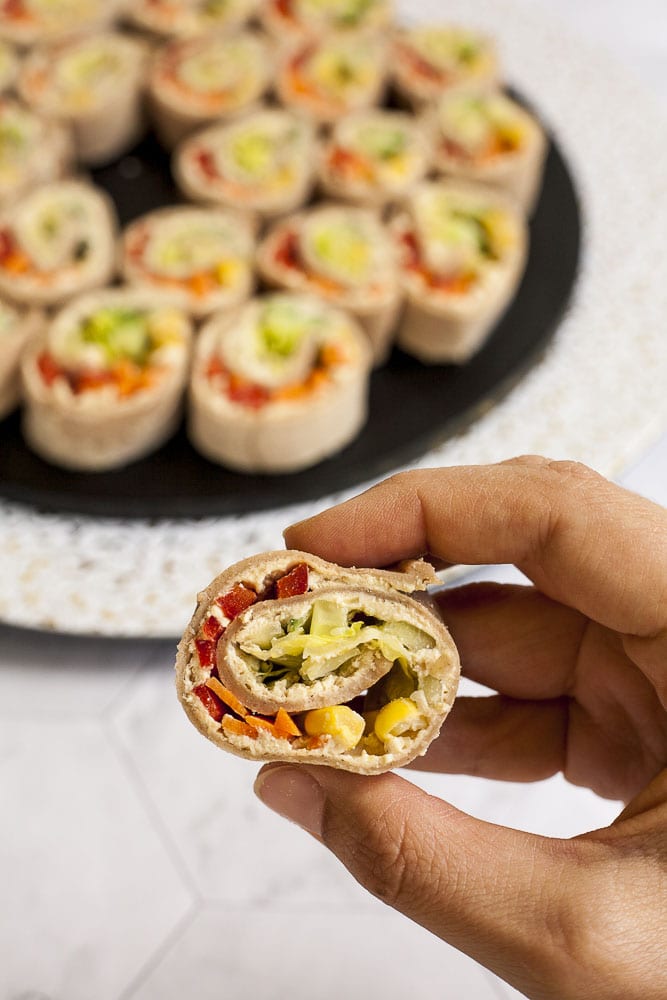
242;599;433;685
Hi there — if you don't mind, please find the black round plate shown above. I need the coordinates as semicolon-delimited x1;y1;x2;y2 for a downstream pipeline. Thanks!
0;131;581;518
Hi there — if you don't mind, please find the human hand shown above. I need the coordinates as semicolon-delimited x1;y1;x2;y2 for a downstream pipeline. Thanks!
254;458;667;1000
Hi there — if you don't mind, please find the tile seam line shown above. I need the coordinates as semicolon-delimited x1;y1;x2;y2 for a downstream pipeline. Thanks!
116;900;200;1000
102;718;203;904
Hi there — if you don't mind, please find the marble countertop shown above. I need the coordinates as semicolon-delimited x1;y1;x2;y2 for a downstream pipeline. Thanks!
2;2;667;999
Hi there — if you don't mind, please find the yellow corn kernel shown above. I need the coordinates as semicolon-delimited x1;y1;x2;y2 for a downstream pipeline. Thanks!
304;705;365;750
374;698;422;744
498;122;525;149
481;209;516;252
216;260;239;286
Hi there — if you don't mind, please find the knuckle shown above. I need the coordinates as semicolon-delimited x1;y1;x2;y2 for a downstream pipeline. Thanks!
385;469;419;492
543;459;599;484
367;806;422;908
501;453;551;469
539;838;663;1000
323;792;432;912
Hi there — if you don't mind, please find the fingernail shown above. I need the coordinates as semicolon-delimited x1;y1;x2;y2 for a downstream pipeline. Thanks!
254;765;325;837
282;523;308;546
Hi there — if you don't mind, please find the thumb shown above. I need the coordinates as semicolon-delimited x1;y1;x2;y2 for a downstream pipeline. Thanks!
254;764;571;994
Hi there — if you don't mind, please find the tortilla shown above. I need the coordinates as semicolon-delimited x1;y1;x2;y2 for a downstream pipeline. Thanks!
0;179;117;308
0;0;123;47
391;180;528;363
188;293;372;472
0;98;72;209
21;288;192;471
256;203;401;365
260;0;393;41
0;299;42;419
391;23;499;108
275;32;388;126
430;90;547;214
121;204;255;318
317;109;432;210
128;0;260;38
176;550;460;773
148;30;271;147
173;109;316;222
19;31;148;165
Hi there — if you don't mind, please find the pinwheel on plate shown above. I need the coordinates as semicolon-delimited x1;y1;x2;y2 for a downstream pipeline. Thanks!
429;89;547;214
188;292;372;472
121;205;255;318
148;30;272;147
391;23;499;108
174;108;316;221
19;30;148;165
391;180;528;363
0;179;117;308
0;297;42;420
317;108;432;209
257;203;400;364
21;288;192;470
0;98;72;208
275;31;388;126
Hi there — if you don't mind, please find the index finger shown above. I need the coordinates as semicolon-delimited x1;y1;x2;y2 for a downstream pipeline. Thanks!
284;457;667;639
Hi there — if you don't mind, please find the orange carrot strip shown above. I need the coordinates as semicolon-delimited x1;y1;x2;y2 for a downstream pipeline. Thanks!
243;714;297;741
188;273;211;297
274;382;309;402
3;252;30;274
245;715;277;734
274;708;302;737
205;677;248;717
319;343;347;367
222;716;258;739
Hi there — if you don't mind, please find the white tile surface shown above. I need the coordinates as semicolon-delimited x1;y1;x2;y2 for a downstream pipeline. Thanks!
111;660;374;909
0;628;160;720
127;905;503;1000
0;719;192;1000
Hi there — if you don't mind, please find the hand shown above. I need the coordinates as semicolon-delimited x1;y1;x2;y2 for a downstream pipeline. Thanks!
254;458;667;1000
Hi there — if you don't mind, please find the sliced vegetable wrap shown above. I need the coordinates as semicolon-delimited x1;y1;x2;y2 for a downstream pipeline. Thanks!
19;31;148;167
260;0;393;42
174;109;316;221
0;180;117;308
0;298;42;419
256;204;400;365
121;205;255;318
318;109;432;209
128;0;261;39
0;98;72;208
188;293;372;472
430;90;547;214
391;23;499;108
391;180;528;363
0;40;19;93
0;0;123;47
176;550;460;774
148;31;271;148
275;32;388;126
21;288;192;471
